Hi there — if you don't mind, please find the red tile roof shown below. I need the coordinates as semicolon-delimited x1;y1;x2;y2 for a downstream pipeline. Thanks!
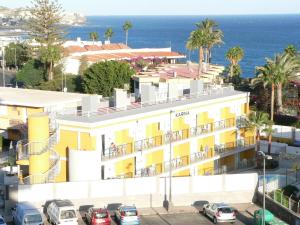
64;43;130;54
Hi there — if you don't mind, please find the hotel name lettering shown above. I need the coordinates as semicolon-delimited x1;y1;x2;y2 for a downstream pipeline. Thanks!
175;111;190;117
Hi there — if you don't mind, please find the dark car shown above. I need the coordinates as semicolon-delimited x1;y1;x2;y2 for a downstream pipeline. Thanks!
85;208;111;225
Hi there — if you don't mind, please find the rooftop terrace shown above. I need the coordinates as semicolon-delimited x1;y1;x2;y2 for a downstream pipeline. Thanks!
57;85;248;124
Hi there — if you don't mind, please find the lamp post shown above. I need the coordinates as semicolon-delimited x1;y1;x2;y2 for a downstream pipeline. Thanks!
169;110;174;207
2;46;5;87
257;150;272;225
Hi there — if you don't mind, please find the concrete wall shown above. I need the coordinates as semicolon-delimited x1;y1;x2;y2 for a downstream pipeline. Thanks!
11;173;258;209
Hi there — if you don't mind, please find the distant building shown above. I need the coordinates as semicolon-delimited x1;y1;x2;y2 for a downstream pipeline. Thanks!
62;38;186;74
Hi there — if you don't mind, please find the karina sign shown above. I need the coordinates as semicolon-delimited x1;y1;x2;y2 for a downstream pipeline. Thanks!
175;111;189;117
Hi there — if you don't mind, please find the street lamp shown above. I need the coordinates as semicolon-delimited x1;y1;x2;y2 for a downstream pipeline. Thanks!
169;110;174;208
257;150;272;225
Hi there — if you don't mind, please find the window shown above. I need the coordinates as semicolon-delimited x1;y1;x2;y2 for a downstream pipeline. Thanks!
60;210;76;219
218;207;233;213
94;212;108;219
124;210;137;216
24;214;42;224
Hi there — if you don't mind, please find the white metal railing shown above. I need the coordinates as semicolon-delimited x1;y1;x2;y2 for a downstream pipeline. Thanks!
17;131;60;184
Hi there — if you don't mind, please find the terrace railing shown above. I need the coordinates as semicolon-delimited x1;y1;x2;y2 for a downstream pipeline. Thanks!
16;131;60;184
117;136;255;178
102;117;243;161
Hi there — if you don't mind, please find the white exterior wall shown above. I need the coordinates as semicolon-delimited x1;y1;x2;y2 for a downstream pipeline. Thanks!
16;173;258;207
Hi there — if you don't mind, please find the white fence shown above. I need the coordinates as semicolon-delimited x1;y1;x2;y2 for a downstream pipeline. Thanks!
10;173;258;209
261;125;300;141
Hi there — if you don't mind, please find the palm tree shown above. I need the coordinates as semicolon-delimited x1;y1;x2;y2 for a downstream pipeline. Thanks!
272;53;300;113
285;44;297;57
262;120;274;155
197;19;224;67
246;111;270;152
89;32;99;44
105;28;114;42
252;59;277;121
123;21;133;46
226;46;244;77
186;29;208;76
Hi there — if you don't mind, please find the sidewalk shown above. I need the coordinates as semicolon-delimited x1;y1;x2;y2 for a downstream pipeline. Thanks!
138;206;198;216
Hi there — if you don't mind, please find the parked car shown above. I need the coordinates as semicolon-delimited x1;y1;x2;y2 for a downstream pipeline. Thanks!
0;215;7;225
203;203;236;224
192;200;209;213
115;205;140;225
12;202;43;225
85;207;111;225
46;199;78;225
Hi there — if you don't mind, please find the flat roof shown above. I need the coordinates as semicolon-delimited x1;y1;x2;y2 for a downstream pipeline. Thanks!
57;87;248;125
0;87;96;108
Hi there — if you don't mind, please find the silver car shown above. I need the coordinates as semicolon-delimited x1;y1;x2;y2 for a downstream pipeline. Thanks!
203;203;236;224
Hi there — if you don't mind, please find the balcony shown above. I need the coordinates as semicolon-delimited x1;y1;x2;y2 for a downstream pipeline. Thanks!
102;117;243;161
115;136;255;178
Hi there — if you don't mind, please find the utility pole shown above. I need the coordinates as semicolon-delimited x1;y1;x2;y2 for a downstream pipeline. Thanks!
2;46;5;87
169;110;174;207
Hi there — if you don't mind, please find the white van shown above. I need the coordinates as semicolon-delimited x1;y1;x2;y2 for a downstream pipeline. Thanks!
46;200;78;225
12;202;43;225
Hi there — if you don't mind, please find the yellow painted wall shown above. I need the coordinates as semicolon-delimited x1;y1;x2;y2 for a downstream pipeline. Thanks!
220;155;235;169
115;158;135;178
197;111;214;125
240;149;255;160
80;132;96;150
173;142;190;176
220;130;236;149
173;117;190;139
145;150;164;174
27;114;50;183
146;122;163;146
115;129;134;154
221;107;236;127
27;107;44;116
241;103;249;115
197;136;215;175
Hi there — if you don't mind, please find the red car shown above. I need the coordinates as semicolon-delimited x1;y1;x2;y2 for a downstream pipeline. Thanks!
85;208;111;225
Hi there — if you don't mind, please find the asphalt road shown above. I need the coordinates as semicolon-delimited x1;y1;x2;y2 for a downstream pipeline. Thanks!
71;211;253;225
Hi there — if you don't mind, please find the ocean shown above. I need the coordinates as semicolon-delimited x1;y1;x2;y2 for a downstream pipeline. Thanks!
67;15;300;78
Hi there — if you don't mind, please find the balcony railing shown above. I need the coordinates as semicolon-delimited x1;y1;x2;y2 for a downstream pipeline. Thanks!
102;117;242;161
116;136;255;178
17;131;60;184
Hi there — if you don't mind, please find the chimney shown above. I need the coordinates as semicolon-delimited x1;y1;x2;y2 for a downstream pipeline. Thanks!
173;71;177;78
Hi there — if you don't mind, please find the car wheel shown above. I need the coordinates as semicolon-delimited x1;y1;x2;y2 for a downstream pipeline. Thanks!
213;217;218;224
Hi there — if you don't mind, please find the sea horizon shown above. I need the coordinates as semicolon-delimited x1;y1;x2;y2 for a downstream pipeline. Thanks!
68;14;300;78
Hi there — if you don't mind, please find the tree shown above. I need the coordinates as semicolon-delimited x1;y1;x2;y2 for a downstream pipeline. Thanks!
105;28;114;42
246;111;270;152
272;53;300;113
197;19;223;67
78;55;89;76
27;0;65;81
82;61;135;96
16;60;45;88
285;44;297;57
262;120;274;155
186;29;208;76
89;32;99;44
252;60;277;121
123;21;133;46
5;43;30;69
226;46;244;77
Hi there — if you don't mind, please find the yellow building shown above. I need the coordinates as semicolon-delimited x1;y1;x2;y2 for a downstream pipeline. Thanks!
15;83;255;184
48;84;255;183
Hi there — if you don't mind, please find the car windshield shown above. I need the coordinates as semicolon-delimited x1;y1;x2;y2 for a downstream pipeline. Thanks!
0;218;5;224
60;210;76;219
95;212;108;219
219;207;233;213
24;214;42;224
124;210;137;216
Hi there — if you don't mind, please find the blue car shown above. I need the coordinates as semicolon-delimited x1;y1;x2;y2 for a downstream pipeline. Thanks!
115;206;140;225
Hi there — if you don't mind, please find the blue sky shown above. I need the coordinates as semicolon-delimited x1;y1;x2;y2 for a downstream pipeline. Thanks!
2;0;300;15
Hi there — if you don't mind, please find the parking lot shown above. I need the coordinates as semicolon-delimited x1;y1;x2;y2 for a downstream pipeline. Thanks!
42;208;253;225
